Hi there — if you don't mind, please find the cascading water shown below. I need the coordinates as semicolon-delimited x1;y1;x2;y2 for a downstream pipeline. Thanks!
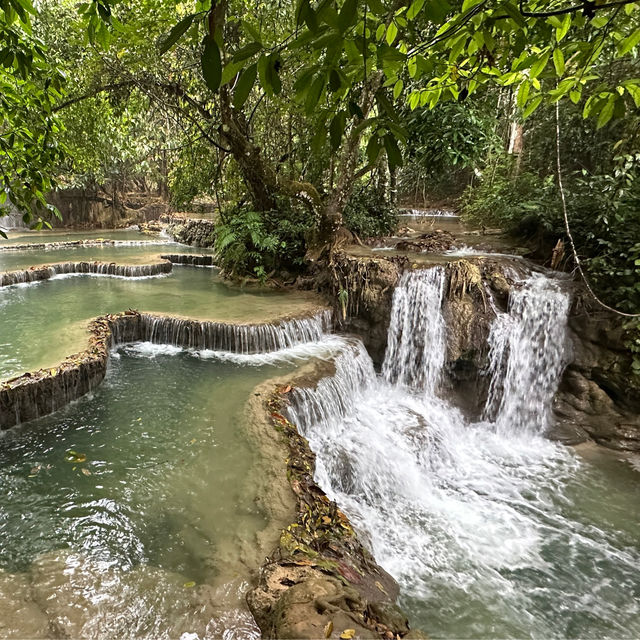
484;274;570;435
382;267;446;394
286;267;640;638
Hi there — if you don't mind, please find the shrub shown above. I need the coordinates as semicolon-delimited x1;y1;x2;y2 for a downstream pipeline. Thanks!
343;188;398;239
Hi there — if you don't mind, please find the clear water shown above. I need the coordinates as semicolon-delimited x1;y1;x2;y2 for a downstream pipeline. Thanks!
0;229;158;244
0;242;212;272
287;269;640;639
0;347;301;637
0;267;319;379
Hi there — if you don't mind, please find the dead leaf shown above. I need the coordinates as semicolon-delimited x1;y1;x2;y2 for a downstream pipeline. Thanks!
340;630;356;639
323;620;333;638
81;468;91;476
183;581;196;588
65;450;87;463
321;516;331;525
375;580;388;595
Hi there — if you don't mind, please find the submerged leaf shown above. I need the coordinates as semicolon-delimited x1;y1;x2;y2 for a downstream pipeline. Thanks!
65;450;87;463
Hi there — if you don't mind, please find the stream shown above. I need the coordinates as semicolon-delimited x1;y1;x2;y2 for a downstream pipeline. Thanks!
0;229;639;638
287;268;640;638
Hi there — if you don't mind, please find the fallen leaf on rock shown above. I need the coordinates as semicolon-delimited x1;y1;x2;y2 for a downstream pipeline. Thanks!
340;630;356;639
81;468;92;476
323;621;333;638
183;581;196;588
375;580;388;595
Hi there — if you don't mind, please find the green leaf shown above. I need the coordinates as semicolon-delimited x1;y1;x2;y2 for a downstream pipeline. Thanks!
296;0;318;31
367;0;387;16
232;41;263;63
393;78;404;100
338;0;358;32
424;0;451;23
305;73;325;114
158;14;194;55
386;22;398;45
499;1;526;27
596;95;615;129
618;29;640;56
523;94;543;118
233;63;257;109
569;89;581;104
529;52;550;79
553;48;565;76
516;80;530;108
383;134;403;170
623;80;640;108
366;134;381;164
556;13;571;42
242;20;262;42
407;0;426;20
201;39;222;92
376;23;385;40
222;60;244;86
461;0;484;12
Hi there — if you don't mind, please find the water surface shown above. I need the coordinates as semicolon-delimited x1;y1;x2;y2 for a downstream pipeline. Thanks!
0;267;319;379
0;347;296;638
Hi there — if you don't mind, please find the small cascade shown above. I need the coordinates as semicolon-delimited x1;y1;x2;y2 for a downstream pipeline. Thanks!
0;261;172;287
382;267;446;394
0;239;169;253
483;275;570;435
0;209;27;230
288;339;377;429
111;310;332;354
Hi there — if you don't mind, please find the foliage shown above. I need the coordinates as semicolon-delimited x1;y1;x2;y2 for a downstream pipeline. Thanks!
462;156;640;313
343;187;398;238
398;98;501;200
0;0;66;232
213;204;315;281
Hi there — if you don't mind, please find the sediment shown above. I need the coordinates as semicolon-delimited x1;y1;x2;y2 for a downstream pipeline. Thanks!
0;260;172;287
0;309;331;429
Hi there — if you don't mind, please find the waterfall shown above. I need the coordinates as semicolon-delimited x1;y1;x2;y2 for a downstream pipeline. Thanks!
382;267;446;394
483;275;570;435
283;269;640;638
111;311;333;354
0;206;27;230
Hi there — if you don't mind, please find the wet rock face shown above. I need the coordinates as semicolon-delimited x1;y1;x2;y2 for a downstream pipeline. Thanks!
166;217;216;247
160;254;214;266
311;252;404;365
553;304;640;451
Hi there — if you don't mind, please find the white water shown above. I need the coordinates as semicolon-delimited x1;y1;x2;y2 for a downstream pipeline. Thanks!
287;268;640;638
